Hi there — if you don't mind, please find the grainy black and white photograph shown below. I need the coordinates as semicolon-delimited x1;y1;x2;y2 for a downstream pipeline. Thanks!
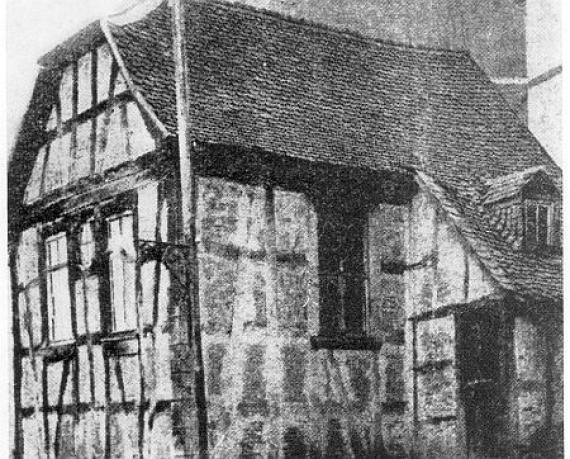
5;0;563;457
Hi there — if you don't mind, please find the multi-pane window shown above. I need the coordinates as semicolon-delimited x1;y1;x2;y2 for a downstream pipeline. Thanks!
525;201;561;249
107;213;137;331
45;233;73;342
74;221;101;335
318;204;367;336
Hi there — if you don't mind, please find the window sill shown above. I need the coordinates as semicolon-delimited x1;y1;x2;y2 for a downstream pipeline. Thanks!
37;340;76;361
101;330;139;356
310;334;383;351
99;329;138;343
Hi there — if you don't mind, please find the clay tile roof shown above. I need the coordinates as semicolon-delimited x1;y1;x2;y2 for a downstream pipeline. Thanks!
10;0;562;301
105;0;561;186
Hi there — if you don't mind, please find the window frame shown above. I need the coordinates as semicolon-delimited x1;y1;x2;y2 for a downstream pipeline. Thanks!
44;231;74;343
524;199;561;251
311;200;380;351
106;211;138;333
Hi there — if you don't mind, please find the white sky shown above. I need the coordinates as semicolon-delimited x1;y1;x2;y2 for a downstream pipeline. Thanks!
6;0;139;150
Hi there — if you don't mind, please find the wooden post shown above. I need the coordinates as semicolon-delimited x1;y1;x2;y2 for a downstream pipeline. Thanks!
169;0;209;457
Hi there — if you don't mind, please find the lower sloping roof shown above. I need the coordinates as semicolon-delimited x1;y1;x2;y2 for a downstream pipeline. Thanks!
419;172;561;302
483;166;560;205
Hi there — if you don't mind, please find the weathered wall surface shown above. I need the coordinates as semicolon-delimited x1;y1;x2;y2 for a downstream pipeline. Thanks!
404;188;498;458
14;171;561;458
508;312;563;455
368;203;409;457
15;178;208;458
197;176;391;457
512;316;547;445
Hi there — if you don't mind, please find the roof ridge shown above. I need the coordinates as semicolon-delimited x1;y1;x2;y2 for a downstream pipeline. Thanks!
195;0;471;57
485;165;547;185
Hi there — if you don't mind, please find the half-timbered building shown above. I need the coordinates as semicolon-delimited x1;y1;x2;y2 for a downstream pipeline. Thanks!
8;0;562;457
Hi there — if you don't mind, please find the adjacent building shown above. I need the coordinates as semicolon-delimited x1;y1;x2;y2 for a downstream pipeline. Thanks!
8;0;562;457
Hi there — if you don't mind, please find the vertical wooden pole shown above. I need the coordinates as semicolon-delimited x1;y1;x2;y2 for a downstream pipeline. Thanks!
9;241;23;458
264;186;277;333
170;0;209;456
133;203;148;458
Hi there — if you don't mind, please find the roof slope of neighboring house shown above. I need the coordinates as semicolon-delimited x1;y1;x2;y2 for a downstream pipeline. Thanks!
9;0;562;302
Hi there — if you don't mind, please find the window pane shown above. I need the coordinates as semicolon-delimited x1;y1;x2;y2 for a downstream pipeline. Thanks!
75;276;100;335
108;214;136;331
80;222;96;267
75;279;86;336
46;233;71;342
526;203;537;246
537;205;549;247
109;255;125;330
46;233;67;267
48;267;72;341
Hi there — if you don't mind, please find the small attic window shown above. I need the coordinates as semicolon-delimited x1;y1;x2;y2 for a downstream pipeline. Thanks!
524;201;561;250
484;167;561;253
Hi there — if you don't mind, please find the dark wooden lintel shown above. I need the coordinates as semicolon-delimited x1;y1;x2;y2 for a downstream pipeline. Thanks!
13;149;173;233
382;401;408;415
422;414;457;425
407;295;504;323
310;334;383;351
413;359;454;373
